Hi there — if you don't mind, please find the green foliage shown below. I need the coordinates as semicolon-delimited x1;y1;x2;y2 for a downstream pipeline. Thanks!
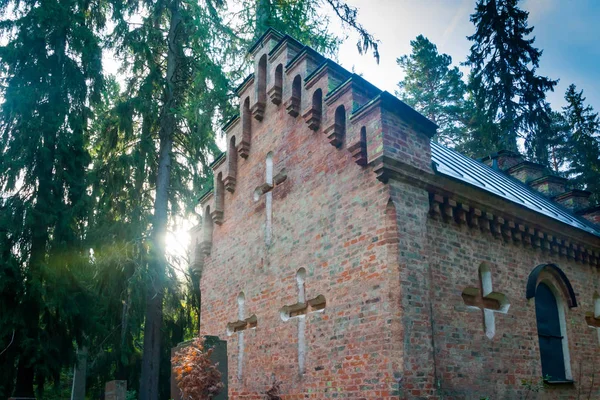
464;0;557;159
396;35;468;145
0;0;105;395
0;0;367;397
560;84;600;203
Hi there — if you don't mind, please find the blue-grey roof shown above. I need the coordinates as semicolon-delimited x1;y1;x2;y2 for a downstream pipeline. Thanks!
431;142;600;237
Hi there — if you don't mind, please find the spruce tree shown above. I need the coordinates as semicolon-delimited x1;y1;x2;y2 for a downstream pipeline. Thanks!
0;0;105;396
396;35;467;145
465;0;557;158
561;84;600;203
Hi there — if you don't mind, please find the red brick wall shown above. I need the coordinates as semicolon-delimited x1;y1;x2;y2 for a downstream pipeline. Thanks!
200;59;401;398
198;33;600;400
423;216;600;399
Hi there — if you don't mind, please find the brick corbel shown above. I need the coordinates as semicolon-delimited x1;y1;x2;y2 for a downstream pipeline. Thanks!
323;121;344;148
200;241;211;256
302;106;321;131
347;138;368;166
238;140;250;159
210;209;224;225
428;193;600;267
267;84;282;105
250;101;266;121
285;94;301;117
224;175;236;193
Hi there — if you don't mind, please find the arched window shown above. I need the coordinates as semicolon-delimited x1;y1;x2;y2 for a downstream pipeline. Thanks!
225;136;237;192
335;105;346;135
326;104;346;148
535;282;572;382
305;89;322;131
252;54;267;121
266;152;273;185
239;97;251;158
287;75;302;117
256;54;267;105
202;205;213;255
269;63;283;105
214;172;224;225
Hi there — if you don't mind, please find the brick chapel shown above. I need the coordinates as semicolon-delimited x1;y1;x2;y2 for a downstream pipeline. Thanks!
190;29;600;399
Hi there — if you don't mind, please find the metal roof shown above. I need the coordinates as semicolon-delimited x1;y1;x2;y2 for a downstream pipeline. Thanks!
431;142;600;237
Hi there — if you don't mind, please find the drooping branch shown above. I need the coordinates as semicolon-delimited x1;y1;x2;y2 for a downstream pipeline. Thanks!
323;0;379;63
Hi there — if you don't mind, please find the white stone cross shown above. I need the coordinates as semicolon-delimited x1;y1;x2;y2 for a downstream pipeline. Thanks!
253;152;286;246
226;292;257;380
586;294;600;344
279;268;326;374
461;264;509;339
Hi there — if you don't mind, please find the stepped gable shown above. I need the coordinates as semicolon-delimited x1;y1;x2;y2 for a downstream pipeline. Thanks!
198;28;600;268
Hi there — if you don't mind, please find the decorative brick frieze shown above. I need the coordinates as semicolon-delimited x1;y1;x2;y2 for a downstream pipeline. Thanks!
429;193;600;266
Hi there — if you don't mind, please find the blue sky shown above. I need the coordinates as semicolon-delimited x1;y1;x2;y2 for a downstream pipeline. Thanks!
334;0;600;113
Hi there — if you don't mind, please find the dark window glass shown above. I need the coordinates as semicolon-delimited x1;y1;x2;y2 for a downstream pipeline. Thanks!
535;283;566;381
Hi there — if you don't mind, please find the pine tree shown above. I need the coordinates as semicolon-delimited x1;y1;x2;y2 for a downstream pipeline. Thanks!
0;0;105;396
561;84;600;203
465;0;557;158
396;35;467;145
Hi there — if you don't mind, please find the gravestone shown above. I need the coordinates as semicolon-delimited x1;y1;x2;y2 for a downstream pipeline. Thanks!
170;335;228;400
71;347;88;400
104;380;126;400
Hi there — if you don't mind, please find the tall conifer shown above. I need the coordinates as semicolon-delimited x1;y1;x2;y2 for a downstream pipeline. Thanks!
396;35;467;145
562;84;600;203
0;0;105;396
465;0;557;158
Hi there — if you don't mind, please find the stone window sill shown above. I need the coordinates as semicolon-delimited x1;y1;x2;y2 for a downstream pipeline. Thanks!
544;379;574;386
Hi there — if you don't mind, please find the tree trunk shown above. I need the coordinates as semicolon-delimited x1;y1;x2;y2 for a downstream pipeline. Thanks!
14;128;55;399
139;1;181;399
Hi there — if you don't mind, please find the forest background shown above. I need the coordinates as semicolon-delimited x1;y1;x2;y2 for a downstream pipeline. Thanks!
1;0;598;399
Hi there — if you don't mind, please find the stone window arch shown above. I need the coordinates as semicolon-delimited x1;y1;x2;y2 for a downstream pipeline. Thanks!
527;264;575;382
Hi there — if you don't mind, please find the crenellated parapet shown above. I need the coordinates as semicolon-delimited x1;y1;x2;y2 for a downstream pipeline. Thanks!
192;28;600;276
192;28;443;265
197;29;436;242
